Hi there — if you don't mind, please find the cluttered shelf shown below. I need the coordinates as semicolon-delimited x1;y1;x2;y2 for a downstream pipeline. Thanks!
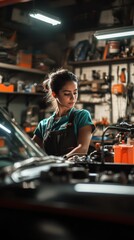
0;91;45;108
0;62;45;75
0;91;44;96
68;56;134;67
78;90;110;94
0;61;46;108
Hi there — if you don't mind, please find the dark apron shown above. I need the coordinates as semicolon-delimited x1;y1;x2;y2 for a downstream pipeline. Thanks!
43;110;77;156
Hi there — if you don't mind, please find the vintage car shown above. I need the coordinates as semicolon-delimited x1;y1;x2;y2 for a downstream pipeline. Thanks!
0;107;134;240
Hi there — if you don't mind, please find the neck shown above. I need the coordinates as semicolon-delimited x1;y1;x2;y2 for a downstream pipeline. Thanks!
55;108;71;118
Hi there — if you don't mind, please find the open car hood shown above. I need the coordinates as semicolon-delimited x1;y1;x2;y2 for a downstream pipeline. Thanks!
0;107;134;240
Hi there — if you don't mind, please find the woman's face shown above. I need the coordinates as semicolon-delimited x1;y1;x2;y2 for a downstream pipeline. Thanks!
55;81;78;109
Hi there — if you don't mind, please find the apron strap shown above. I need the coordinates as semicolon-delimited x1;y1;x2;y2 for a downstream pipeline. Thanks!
46;116;54;131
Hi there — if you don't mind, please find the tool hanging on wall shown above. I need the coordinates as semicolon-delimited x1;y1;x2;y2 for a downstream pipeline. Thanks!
126;82;134;119
120;68;126;83
111;66;127;121
111;65;126;94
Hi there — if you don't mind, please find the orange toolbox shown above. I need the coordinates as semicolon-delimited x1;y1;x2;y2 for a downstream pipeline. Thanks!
111;83;125;94
0;84;14;92
113;144;134;164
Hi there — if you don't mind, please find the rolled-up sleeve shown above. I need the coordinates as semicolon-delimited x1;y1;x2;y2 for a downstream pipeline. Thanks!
74;109;95;133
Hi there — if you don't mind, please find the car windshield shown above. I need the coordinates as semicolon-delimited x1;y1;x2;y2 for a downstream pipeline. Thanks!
0;107;46;166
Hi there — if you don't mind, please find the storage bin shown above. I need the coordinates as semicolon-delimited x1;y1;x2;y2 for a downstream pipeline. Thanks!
0;84;14;92
111;83;125;94
17;50;32;68
113;144;134;164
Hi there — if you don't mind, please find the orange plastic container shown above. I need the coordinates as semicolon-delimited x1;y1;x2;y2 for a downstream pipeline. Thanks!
111;83;125;94
113;144;134;164
24;126;36;133
17;50;32;68
0;84;14;92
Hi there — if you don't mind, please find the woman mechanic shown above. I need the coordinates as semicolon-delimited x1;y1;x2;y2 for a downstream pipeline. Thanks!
32;68;95;159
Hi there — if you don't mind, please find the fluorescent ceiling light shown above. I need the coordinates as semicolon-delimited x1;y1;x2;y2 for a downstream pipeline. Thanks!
29;10;61;26
94;26;134;40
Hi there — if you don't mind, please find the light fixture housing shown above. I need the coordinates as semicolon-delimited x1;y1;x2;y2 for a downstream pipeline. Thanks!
94;26;134;40
29;9;61;26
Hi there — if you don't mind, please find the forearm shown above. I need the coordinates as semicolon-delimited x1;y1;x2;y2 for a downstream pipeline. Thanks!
64;130;93;159
64;144;88;159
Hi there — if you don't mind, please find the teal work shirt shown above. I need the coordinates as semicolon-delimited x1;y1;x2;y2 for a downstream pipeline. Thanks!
34;108;95;141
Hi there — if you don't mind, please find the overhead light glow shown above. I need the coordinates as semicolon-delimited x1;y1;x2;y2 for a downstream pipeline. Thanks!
94;26;134;40
29;10;61;26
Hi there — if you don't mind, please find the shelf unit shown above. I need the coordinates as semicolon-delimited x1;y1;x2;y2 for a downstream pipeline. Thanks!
0;62;47;126
69;59;112;122
68;57;134;123
0;62;46;107
0;91;45;107
0;62;45;74
69;57;134;67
